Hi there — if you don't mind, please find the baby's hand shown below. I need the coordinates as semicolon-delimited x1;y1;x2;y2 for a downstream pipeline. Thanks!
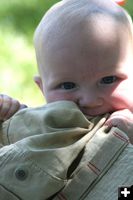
0;94;27;121
105;109;133;144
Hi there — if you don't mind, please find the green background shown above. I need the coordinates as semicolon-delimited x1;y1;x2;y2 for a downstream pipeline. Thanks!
0;0;132;107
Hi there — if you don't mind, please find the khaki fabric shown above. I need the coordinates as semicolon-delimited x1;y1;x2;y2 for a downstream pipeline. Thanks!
0;101;132;200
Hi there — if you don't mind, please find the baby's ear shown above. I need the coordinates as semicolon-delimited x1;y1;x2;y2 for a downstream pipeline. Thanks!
34;75;44;94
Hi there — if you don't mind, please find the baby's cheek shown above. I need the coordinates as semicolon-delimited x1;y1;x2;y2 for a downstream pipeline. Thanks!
110;81;133;111
109;92;130;111
45;91;74;103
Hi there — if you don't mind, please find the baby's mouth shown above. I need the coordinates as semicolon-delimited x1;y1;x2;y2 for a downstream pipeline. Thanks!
79;108;103;117
79;106;113;117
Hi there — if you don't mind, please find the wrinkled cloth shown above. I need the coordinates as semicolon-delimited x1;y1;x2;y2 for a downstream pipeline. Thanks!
0;101;132;200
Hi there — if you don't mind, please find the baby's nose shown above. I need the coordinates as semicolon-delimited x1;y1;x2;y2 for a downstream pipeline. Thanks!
78;92;103;108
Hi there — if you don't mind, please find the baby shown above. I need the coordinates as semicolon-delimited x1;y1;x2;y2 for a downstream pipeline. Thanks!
34;0;133;141
0;1;133;199
1;0;133;141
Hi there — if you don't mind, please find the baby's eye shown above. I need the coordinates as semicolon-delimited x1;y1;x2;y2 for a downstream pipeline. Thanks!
60;82;76;90
100;76;118;84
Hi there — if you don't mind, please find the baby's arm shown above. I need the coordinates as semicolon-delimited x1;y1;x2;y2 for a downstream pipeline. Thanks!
0;94;27;121
105;109;133;144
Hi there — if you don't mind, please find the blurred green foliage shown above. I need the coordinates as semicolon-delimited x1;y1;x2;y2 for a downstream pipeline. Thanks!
125;0;133;18
0;0;60;41
0;0;59;106
0;0;132;106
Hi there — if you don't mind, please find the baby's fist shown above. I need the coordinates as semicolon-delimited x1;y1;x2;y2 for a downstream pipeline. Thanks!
105;109;133;144
0;94;27;121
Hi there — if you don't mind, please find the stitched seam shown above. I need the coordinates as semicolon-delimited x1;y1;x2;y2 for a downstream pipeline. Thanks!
87;162;101;175
113;131;129;143
57;193;67;200
80;142;128;200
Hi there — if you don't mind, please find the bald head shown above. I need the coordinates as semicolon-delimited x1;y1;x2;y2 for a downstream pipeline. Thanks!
34;0;133;75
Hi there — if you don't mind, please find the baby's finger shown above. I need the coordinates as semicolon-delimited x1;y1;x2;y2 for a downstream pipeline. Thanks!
1;99;20;120
0;95;12;119
3;102;28;120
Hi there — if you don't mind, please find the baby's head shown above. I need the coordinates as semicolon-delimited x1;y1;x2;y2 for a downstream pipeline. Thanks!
34;0;133;116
